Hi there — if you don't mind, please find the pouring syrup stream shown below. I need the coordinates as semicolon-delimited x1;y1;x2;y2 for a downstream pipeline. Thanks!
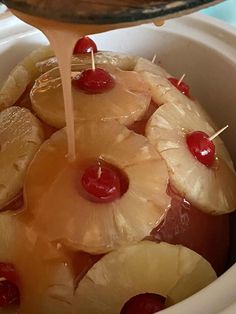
43;29;77;161
11;10;158;162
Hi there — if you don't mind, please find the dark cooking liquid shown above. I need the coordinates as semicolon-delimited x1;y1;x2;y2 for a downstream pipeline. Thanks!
149;186;230;275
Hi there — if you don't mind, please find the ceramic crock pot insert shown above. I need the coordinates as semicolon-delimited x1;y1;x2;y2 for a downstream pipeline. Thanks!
0;11;236;314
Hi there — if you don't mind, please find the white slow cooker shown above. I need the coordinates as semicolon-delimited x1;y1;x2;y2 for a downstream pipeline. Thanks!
0;11;235;314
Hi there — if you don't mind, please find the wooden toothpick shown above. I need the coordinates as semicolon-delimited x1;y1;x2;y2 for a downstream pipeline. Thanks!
209;125;229;141
97;166;102;179
151;54;157;64
91;49;96;71
177;73;186;86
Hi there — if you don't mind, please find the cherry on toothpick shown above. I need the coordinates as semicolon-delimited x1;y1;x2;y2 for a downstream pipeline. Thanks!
168;74;190;97
81;164;121;203
72;50;115;94
73;36;98;54
120;293;166;314
73;68;115;94
186;126;228;167
186;131;215;167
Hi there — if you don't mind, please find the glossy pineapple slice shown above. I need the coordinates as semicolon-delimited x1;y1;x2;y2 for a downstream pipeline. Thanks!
0;212;74;314
0;46;54;111
0;212;24;262
146;101;236;214
134;56;190;105
134;57;213;123
24;121;170;254
134;57;175;106
18;239;74;314
0;106;44;209
31;64;151;128
134;57;169;78
73;241;216;314
36;51;137;74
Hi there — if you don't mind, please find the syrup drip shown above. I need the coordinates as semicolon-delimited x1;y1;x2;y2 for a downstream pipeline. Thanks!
41;28;78;161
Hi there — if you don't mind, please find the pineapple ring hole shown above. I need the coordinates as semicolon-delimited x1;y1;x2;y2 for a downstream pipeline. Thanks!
76;159;129;203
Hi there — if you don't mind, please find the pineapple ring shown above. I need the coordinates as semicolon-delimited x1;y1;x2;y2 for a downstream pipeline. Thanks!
18;240;74;314
30;64;151;128
134;57;170;79
0;106;44;210
73;241;217;314
0;212;74;314
134;57;216;124
146;101;236;214
0;46;54;111
24;121;170;254
36;51;138;75
134;57;174;106
0;212;23;263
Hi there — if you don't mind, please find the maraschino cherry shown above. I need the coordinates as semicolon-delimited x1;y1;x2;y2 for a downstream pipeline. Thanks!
168;74;190;97
81;163;121;203
73;68;115;94
186;125;229;167
0;281;20;307
186;131;215;167
0;263;19;284
73;36;98;54
0;263;20;307
120;293;166;314
186;126;229;167
73;50;115;94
